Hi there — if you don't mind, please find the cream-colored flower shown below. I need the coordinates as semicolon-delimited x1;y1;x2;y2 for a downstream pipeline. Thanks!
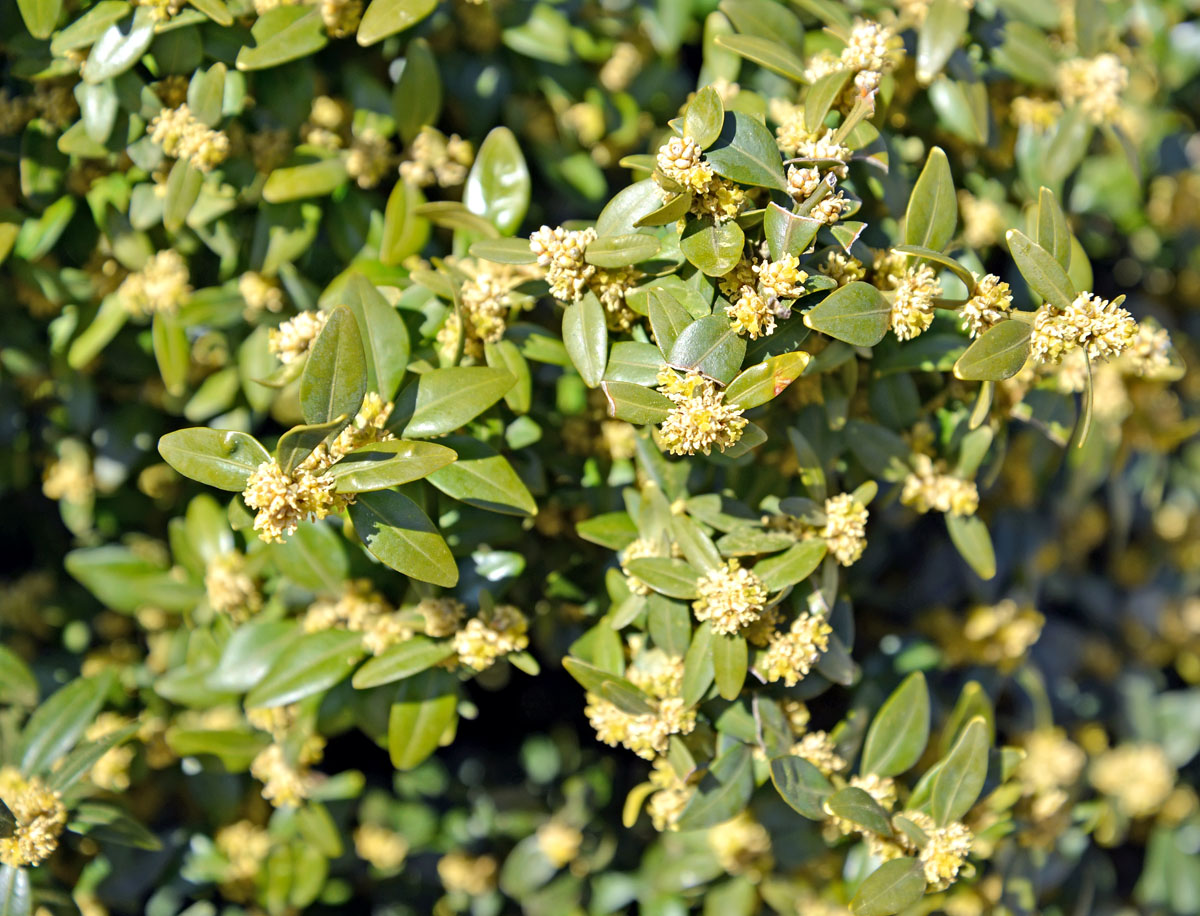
656;368;747;456
647;757;694;832
1090;743;1175;818
438;851;497;896
889;263;941;341
1030;291;1137;364
787;165;822;203
84;713;136;792
250;742;320;808
269;310;328;364
536;820;582;868
320;0;362;36
958;192;1007;250
821;493;868;566
399;126;473;187
0;767;68;867
901;454;979;517
242;459;345;544
205;551;261;621
790;730;846;776
346;129;391;188
655;135;714;194
354;823;409;871
416;597;466;637
760;613;832;686
620;537;667;595
117;250;191;316
692;559;768;635
238;271;285;317
708;811;773;878
453;605;529;670
529;225;598;302
1058;53;1127;124
216;820;271;883
149;104;230;172
960;274;1013;338
819;250;866;287
901;810;973;891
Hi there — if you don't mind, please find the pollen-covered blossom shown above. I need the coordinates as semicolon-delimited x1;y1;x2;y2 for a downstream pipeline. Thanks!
438;851;498;896
246;704;297;740
242;459;345;544
137;0;187;21
0;767;68;867
647;757;694;832
1058;53;1127;125
398;126;473;187
1119;321;1174;378
1010;96;1063;131
824;773;897;840
238;271;285;317
841;18;901;75
787;165;821;203
0;89;33;135
791;730;846;776
416;597;466;637
250;742;321;808
819;250;866;287
149;104;230;172
692;559;768;635
600;41;642;92
1018;728;1086;822
901;454;979;517
117;250;191;316
529;225;598;302
760;613;832;686
269;309;328;364
84;713;136;791
1030;291;1137;364
889;263;941;340
708;811;774;878
585;655;695;759
216;820;271;897
656;368;748;456
42;452;94;505
620;537;668;595
958;191;1007;250
725;255;808;339
205;551;261;621
300;392;395;472
320;0;362;36
354;824;409;871
439;259;538;359
346;129;392;188
304;579;390;634
453;604;529;670
1090;743;1176;819
901;810;974;891
960;273;1013;338
536;820;583;868
821;493;868;566
655;135;714;193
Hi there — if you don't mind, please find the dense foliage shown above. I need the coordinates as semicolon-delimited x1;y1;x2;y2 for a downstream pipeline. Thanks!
1;0;1198;913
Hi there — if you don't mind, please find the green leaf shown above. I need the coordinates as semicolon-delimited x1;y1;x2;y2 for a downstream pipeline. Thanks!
684;85;725;149
712;34;807;83
904;147;956;252
563;293;609;387
585;233;661;268
861;672;930;777
634;191;693;228
397;367;515;438
753;539;826;591
187;62;227;127
152;311;189;396
246;630;364;708
426;436;536;516
164;726;266;774
485;340;532;414
680;218;745;277
0;646;37;708
826;786;893;836
1006;229;1076;309
208;621;304;693
358;0;437;46
82;7;156;83
725;351;810;408
352;637;457;689
1043;105;1093;186
20;673;115;776
271;522;348;592
380;176;430;266
931;716;990;824
946;513;996;580
235;5;327;70
624;558;700;599
463;126;530;236
17;0;62;38
682;622;716;706
668;314;746;385
953;319;1032;381
648;287;694;357
604;341;666;386
68;801;161;850
719;0;804;51
393;38;441;143
713;632;747;700
349;489;458;587
263;158;349;203
561;659;655;715
916;0;969;84
764;202;821;261
300;305;367;427
601;381;673;425
468;238;538;265
158;429;270;490
940;681;996;756
802;282;890;346
45;722;139;792
329;440;457;493
0;865;31;916
716;529;794;556
275;416;347;476
52;2;130;56
891;245;976;291
340;274;410;400
1036;186;1071;269
163;157;203;233
575;512;637;551
769;755;833;819
704;111;788;191
805;70;852;132
851;858;927;916
674;743;754;830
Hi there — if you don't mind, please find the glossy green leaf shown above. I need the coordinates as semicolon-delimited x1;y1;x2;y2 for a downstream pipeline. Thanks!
805;70;852;132
263;158;349;203
753;539;826;590
604;341;666;386
82;7;156;83
770;755;833;819
340;273;410;400
713;632;747;700
236;6;327;70
563;293;608;387
904;146;956;251
764;202;821;261
953;319;1032;381
720;0;804;50
680;218;745;277
468;238;538;265
152;310;189;396
932;716;990;824
861;672;930;777
485;340;532;414
380;179;430;266
20;673;115;776
464;126;531;236
803;281;890;346
275;417;349;477
585;233;661;268
946;512;996;579
1036;186;1072;269
562;659;654;715
674;743;754;830
208;621;303;693
352;637;457;689
329;440;457;493
891;245;976;291
46;722;139;792
682;622;716;706
684;85;725;149
426;436;536;516
712;34;806;83
601;381;673;424
669;314;746;385
917;0;969;84
271;522;348;592
0;865;32;916
704;111;788;191
349;490;457;587
648;287;694;357
851;858;927;916
158;429;270;490
624;558;700;599
826;786;893;836
1006;228;1076;310
246;629;365;708
358;0;437;46
300;305;367;427
388;668;458;769
725;351;810;408
397;366;515;438
163;157;203;232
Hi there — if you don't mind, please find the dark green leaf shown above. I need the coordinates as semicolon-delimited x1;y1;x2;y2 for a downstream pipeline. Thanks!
275;416;347;477
1036;186;1071;269
682;622;716;706
585;233;661;268
358;0;438;46
764;202;821;261
916;0;969;84
561;659;655;715
712;34;807;83
805;70;852;132
770;755;833;819
563;294;609;387
393;38;441;143
648;287;693;357
152;311;189;396
861;672;930;777
349;489;458;587
725;351;809;408
300;305;367;427
601;381;673;424
236;5;327;70
426;436;536;516
684;85;725;149
20;673;115;776
329;440;457;493
713;632;747;699
826;786;892;836
468;237;537;265
396;367;515;438
353;637;457;689
339;274;411;400
680;218;745;277
953;319;1032;381
208;621;303;693
158;429;269;490
704;111;788;190
246;630;365;708
753;539;827;590
904;147;956;251
802;281;890;346
931;716;990;824
675;743;754;830
604;341;666;386
669;314;746;385
946;513;996;580
624;558;700;599
82;7;156;83
1006;228;1076;309
851;858;927;916
463;126;530;236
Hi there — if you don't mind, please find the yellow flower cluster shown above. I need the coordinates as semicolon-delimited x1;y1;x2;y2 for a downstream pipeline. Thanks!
821;493;869;566
249;741;322;808
1017;728;1086;822
438;850;498;896
1031;291;1138;365
803;17;902;86
149;104;230;172
708;811;773;878
958;192;1007;250
117;250;191;316
1010;96;1064;131
656;368;747;456
724;255;809;339
346;129;392;189
84;712;136;792
888;263;942;340
600;42;643;92
692;559;768;635
901;454;979;517
529;225;598;302
903;810;974;891
216;819;270;900
241;459;346;544
1090;743;1175;819
824;773;897;841
791;730;846;776
137;0;187;21
536;820;582;868
238;271;285;317
438;259;538;360
320;0;362;37
960;274;1013;338
453;604;529;670
819;250;866;287
653;135;745;223
1120;322;1175;378
923;599;1044;671
416;597;466;637
647;757;694;832
620;537;667;595
354;823;410;871
269;309;329;364
399;126;473;187
0;767;68;867
760;613;832;686
897;0;973;25
205;551;261;621
42;453;94;505
1058;53;1127;125
300;392;395;473
303;579;418;655
585;655;695;759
